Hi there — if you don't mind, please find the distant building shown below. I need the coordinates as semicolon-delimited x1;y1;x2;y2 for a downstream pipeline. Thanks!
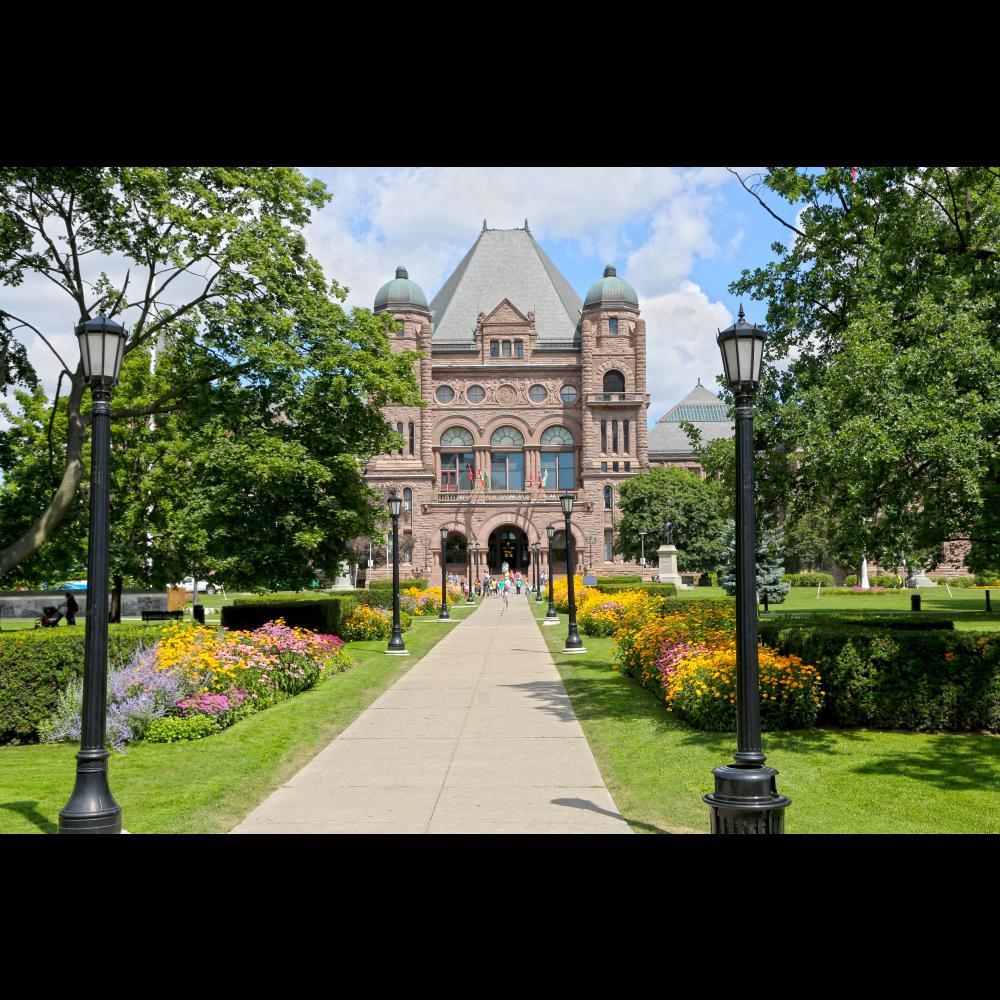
365;221;650;578
648;381;733;475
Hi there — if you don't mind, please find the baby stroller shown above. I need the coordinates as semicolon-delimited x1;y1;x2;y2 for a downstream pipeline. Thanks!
34;605;64;629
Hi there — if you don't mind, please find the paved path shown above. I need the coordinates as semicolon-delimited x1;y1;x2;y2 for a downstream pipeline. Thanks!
232;593;632;834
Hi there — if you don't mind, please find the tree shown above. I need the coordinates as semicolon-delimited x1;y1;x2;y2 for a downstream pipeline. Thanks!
0;168;420;585
718;523;790;604
729;166;1000;573
616;466;729;573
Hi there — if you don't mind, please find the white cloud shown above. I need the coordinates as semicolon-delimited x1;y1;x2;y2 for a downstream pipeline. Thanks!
640;282;732;425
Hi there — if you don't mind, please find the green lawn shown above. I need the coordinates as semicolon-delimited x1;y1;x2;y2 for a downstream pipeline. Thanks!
668;585;1000;631
0;601;480;834
530;599;1000;834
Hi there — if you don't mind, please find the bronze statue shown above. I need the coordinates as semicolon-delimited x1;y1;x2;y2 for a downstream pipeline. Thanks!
661;517;674;546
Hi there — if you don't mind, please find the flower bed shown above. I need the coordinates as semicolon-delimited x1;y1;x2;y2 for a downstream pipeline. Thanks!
607;590;823;732
39;619;351;751
341;604;413;640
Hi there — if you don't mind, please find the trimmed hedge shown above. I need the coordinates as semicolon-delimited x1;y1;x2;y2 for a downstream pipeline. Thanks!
0;623;168;743
764;614;954;632
783;572;835;587
757;620;1000;732
657;597;734;613
597;575;642;584
370;578;428;591
592;582;678;597
223;596;356;635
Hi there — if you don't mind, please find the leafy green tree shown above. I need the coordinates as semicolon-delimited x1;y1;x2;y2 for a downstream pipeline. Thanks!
616;466;728;573
0;168;420;585
728;166;1000;575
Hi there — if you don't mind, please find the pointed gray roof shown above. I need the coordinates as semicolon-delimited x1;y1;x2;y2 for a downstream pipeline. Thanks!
429;227;582;346
648;382;734;455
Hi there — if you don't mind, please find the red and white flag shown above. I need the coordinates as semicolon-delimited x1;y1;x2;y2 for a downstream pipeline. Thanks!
851;167;858;185
527;472;533;488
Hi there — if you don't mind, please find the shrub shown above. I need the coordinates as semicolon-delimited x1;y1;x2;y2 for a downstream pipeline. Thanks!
223;596;356;634
342;604;396;641
370;578;428;592
757;622;1000;732
578;590;653;638
597;575;642;584
552;576;593;613
930;575;977;588
783;572;835;587
145;714;219;743
665;641;824;731
0;623;169;743
844;574;857;587
592;582;678;597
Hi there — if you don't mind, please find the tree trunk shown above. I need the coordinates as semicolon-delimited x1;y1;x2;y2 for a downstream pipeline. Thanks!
0;379;87;578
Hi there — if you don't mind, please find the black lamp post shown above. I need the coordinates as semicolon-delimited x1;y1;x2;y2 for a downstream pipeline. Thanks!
439;527;450;620
59;314;128;835
467;538;476;604
561;493;585;653
544;523;559;624
533;542;542;601
703;305;790;834
385;491;408;655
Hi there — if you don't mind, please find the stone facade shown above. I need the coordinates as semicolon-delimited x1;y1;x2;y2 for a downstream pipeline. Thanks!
365;225;651;581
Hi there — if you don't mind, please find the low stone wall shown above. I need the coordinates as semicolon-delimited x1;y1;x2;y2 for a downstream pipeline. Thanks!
0;590;170;620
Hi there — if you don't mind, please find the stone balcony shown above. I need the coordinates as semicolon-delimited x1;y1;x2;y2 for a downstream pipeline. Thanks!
585;392;645;406
434;489;577;504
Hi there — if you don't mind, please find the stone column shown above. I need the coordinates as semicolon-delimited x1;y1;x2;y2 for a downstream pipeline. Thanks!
657;544;685;588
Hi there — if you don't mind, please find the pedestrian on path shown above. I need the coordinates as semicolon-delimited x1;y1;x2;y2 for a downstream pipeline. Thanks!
500;577;510;610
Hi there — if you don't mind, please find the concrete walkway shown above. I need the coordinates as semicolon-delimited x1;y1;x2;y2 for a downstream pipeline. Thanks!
232;592;632;834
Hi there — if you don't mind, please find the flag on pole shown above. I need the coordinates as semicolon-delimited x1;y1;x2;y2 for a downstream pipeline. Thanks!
851;167;858;184
484;468;490;490
469;464;474;485
527;472;533;488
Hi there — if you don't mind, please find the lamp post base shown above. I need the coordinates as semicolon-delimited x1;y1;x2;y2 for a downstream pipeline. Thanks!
561;646;587;654
542;617;560;626
59;750;122;835
703;764;790;834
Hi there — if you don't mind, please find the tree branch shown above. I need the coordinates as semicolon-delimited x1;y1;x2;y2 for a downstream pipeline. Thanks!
941;169;967;251
726;168;806;238
0;311;75;374
47;370;64;486
107;362;254;420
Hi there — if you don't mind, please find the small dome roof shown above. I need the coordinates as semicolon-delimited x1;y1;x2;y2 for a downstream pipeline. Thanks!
374;266;429;315
583;264;639;311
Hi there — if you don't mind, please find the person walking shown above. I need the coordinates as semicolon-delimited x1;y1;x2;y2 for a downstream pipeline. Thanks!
515;571;522;595
63;591;79;626
500;576;510;610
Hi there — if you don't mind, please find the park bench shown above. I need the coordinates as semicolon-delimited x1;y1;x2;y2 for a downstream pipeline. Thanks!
141;610;184;621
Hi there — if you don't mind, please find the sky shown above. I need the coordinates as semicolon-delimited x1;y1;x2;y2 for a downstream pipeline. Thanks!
2;167;797;429
299;166;793;424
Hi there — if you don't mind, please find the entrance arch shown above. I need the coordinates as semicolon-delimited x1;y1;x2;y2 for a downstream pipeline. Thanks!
488;525;530;574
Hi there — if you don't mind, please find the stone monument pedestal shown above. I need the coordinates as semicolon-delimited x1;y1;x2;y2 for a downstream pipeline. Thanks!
656;544;686;589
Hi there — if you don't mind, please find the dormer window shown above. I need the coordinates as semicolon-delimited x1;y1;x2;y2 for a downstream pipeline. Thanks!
490;340;500;357
502;341;511;358
514;340;523;358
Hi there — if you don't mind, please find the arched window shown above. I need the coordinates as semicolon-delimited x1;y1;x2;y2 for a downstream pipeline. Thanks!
403;487;412;512
604;485;613;510
396;421;404;456
604;530;614;561
540;426;575;491
490;426;524;490
441;426;474;446
408;422;415;455
490;426;524;447
440;426;475;491
540;426;574;446
603;370;625;394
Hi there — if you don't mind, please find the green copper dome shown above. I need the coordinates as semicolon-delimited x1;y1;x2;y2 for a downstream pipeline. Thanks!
583;264;639;311
374;266;430;315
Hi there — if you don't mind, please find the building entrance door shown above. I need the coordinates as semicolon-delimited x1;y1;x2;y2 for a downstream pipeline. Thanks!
487;526;530;575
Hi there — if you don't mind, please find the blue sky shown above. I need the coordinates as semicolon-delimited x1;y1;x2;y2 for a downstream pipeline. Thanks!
1;167;801;430
300;166;797;423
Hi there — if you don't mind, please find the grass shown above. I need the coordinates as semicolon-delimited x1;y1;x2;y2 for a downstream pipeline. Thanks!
529;599;1000;834
0;600;480;834
661;585;1000;632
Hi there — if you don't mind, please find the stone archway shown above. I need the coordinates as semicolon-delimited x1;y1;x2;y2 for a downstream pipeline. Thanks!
487;525;530;575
